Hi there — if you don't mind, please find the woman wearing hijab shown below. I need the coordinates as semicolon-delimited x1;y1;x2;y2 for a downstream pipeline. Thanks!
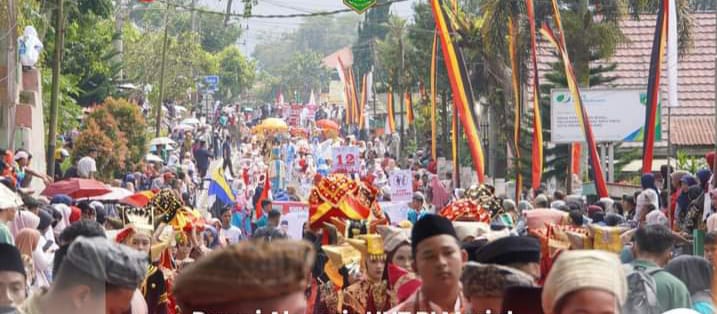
9;210;39;238
665;255;715;314
202;225;221;249
15;228;52;289
677;175;699;223
683;185;707;234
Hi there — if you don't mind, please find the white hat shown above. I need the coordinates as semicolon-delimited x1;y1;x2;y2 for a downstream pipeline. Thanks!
14;151;29;161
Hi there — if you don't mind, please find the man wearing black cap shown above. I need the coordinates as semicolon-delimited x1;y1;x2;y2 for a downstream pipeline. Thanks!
0;244;26;312
475;236;542;281
18;236;147;314
389;215;467;312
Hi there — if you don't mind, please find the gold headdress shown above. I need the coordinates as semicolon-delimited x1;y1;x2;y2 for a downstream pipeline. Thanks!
346;234;386;262
120;205;154;234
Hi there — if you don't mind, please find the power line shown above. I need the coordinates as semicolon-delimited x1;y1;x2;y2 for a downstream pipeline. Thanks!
153;0;410;19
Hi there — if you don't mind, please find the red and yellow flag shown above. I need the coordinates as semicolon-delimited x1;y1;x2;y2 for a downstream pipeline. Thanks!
430;0;486;183
347;68;360;126
405;91;414;125
526;0;544;192
641;0;668;174
386;90;396;133
358;73;368;129
508;17;522;199
431;30;438;161
540;23;608;198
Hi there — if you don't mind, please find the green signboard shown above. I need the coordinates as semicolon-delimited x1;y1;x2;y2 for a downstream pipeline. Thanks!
343;0;377;13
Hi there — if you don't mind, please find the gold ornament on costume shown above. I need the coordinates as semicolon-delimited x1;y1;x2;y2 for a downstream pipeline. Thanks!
120;205;155;234
347;234;386;262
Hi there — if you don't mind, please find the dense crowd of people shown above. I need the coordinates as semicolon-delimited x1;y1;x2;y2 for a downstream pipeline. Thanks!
0;101;716;314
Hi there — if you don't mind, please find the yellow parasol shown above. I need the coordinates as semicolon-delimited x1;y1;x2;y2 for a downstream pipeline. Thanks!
256;118;288;132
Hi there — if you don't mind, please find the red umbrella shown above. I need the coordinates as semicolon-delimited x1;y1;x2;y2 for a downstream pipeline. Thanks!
316;119;339;131
42;178;111;199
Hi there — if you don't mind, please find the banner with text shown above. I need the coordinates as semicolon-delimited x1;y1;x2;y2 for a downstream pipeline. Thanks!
331;146;361;174
550;88;661;143
389;169;414;203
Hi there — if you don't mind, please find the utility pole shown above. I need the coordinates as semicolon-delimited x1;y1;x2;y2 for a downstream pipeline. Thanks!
155;1;171;137
191;0;197;32
46;0;64;177
713;6;717;187
113;0;125;80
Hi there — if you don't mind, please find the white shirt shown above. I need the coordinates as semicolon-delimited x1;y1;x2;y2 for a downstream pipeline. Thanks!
77;156;97;178
220;226;243;245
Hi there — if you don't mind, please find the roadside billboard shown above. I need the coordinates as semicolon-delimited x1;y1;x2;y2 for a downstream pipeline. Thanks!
550;88;661;143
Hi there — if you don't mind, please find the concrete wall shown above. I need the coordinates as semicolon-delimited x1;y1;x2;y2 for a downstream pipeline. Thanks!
16;69;46;193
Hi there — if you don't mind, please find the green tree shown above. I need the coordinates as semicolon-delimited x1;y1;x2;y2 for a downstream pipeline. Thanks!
217;46;256;102
123;27;218;104
276;52;330;102
252;14;359;75
353;0;391;76
130;2;243;53
99;97;147;171
75;116;128;180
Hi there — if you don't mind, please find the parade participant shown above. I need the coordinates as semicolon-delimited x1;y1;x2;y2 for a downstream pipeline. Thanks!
704;231;717;263
541;250;627;314
173;240;314;313
461;262;535;313
19;236;147;314
389;215;466;313
221;135;235;177
193;140;212;180
342;234;391;314
53;149;69;182
406;192;429;225
116;205;170;314
218;207;242;245
0;244;27;311
252;209;287;241
376;225;412;271
665;255;715;314
14;151;52;188
475;236;542;281
0;197;18;244
76;149;98;179
627;224;692;312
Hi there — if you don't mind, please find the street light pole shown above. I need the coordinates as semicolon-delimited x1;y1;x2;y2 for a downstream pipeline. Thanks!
47;0;64;177
155;1;171;137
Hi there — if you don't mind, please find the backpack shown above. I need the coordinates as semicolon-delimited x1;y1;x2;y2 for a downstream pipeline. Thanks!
622;264;663;314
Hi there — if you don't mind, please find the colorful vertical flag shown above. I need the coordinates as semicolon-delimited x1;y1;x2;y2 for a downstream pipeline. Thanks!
208;167;235;205
405;91;414;125
430;0;486;183
642;0;669;173
358;74;368;129
254;170;271;219
526;0;544;192
431;30;438;161
508;17;523;200
366;70;374;130
336;57;351;125
541;0;608;198
347;68;360;126
452;107;458;184
386;89;396;134
572;143;582;176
